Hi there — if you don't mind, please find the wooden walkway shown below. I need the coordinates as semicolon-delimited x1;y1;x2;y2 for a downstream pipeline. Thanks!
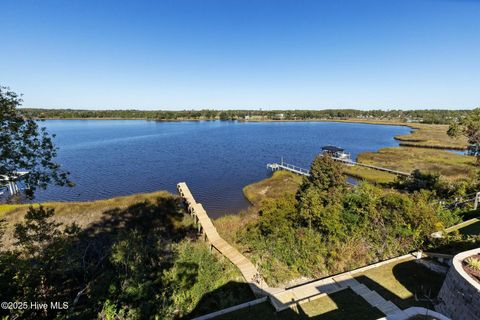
268;156;411;178
330;157;411;177
267;162;310;176
177;182;277;297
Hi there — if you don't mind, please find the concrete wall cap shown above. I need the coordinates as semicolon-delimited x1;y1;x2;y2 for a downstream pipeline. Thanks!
452;247;480;292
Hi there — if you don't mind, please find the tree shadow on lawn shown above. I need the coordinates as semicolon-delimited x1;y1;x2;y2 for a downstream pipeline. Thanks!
58;197;257;319
458;220;480;236
459;208;480;222
353;260;446;310
68;197;195;315
0;196;199;319
428;235;480;255
185;287;384;320
185;281;256;319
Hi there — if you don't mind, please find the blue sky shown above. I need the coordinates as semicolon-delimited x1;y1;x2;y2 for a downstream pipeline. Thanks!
1;0;479;110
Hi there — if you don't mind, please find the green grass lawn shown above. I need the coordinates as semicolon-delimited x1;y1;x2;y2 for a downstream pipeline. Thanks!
444;211;480;236
214;288;384;320
457;219;480;235
353;259;446;310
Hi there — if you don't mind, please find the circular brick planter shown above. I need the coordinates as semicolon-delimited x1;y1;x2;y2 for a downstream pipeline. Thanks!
435;247;480;319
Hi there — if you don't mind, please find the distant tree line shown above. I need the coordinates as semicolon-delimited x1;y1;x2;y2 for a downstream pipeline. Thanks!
21;108;473;124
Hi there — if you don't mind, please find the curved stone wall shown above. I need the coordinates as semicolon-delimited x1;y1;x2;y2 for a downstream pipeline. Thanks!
436;247;480;319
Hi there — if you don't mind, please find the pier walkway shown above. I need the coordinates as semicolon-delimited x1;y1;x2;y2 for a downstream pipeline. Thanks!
330;157;411;176
177;182;276;297
267;161;310;176
268;156;411;178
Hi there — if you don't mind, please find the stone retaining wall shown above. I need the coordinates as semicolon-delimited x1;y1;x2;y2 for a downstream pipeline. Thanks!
436;247;480;319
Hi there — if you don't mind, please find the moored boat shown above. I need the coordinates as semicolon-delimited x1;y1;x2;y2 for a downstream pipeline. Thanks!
320;145;352;161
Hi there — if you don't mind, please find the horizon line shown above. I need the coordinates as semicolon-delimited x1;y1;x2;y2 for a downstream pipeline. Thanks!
20;106;477;112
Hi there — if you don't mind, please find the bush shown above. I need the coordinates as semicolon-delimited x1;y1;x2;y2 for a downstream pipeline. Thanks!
238;157;460;285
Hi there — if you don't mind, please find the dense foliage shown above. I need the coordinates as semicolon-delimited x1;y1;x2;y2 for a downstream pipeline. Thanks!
0;87;71;198
239;156;459;285
396;169;474;196
0;198;251;319
22;108;472;124
449;107;480;162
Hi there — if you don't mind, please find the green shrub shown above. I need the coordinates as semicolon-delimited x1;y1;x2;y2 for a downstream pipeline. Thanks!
238;156;460;286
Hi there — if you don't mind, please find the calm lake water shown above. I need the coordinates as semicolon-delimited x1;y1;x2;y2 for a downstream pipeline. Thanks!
32;120;410;218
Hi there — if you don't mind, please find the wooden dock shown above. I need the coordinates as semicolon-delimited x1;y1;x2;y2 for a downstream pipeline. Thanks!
330;156;411;176
267;161;310;176
268;156;411;178
177;182;276;297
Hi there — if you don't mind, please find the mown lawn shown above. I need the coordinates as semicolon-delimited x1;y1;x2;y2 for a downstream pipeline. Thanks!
353;259;446;310
214;288;384;320
457;219;480;235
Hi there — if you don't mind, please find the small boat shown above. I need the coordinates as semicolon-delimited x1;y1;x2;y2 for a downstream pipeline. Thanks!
321;145;352;161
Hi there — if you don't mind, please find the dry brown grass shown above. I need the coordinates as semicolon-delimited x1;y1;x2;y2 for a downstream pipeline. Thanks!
395;123;467;150
0;191;175;249
329;120;472;183
242;171;303;207
328;119;467;150
343;165;398;184
357;147;476;182
214;207;258;245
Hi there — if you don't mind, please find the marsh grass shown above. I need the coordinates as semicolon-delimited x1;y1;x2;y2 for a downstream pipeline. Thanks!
331;119;467;150
0;204;23;217
394;124;467;150
0;191;175;249
242;170;303;207
0;191;254;318
357;147;476;182
343;166;397;184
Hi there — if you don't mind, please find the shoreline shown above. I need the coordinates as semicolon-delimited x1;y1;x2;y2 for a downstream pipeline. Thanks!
36;117;414;125
36;117;466;150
